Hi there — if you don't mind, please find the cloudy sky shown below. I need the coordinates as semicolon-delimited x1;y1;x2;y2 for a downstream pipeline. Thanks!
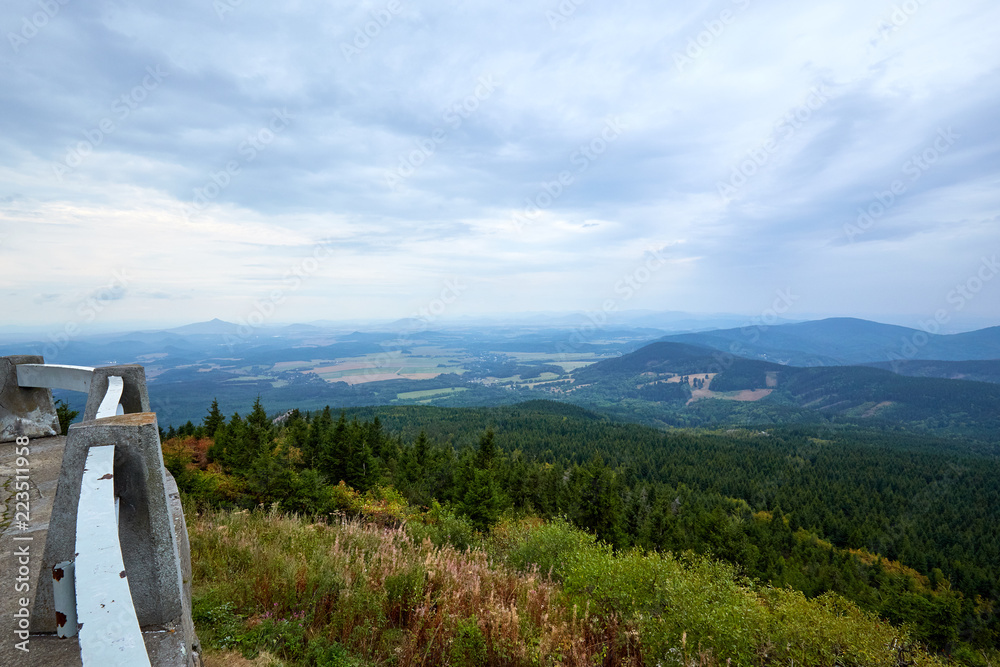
1;0;998;332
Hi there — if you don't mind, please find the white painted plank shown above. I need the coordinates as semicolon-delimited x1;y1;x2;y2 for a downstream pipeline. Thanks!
95;376;124;420
76;445;151;667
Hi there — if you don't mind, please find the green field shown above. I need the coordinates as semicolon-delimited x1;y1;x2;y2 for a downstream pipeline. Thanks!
395;387;469;401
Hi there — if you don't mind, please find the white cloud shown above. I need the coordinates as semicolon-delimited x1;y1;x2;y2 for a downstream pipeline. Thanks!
0;0;998;327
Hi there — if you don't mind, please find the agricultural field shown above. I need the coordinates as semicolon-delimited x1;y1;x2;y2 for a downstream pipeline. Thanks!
395;387;469;402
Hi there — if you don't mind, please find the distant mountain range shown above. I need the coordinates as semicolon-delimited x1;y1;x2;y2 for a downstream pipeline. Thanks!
163;318;243;335
659;317;1000;366
570;338;1000;438
5;315;999;438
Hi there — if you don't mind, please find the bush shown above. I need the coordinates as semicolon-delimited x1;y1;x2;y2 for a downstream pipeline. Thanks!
489;516;597;580
449;617;487;666
406;501;477;551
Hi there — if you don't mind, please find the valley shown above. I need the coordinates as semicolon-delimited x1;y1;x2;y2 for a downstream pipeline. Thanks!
8;314;1000;664
9;317;1000;446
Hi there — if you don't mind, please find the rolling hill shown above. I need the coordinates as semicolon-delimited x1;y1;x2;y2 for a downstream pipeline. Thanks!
567;339;1000;441
660;317;1000;366
865;358;1000;384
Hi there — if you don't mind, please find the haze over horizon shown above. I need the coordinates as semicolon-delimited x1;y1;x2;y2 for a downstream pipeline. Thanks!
2;1;999;333
2;311;999;343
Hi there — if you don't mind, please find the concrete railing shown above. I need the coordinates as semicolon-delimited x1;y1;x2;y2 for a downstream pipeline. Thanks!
0;355;199;666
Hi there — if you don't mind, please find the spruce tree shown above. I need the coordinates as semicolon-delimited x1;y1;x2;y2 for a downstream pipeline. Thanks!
474;429;496;469
202;398;225;438
245;396;274;462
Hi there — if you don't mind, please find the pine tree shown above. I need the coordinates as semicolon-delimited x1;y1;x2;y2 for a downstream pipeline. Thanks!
414;430;429;467
319;413;350;484
463;468;502;532
474;429;496;469
54;399;79;435
304;406;333;469
208;412;247;472
202;398;225;438
577;456;624;547
245;396;274;462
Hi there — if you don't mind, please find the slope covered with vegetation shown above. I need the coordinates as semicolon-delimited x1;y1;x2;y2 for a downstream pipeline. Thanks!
190;508;947;666
564;343;1000;441
864;359;1000;385
166;399;1000;665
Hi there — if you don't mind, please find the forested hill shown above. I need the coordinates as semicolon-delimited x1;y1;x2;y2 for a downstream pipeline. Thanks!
565;340;1000;442
165;398;1000;661
865;358;1000;384
658;317;1000;366
572;341;783;381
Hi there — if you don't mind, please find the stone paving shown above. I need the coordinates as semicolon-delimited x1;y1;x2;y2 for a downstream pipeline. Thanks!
0;435;196;666
0;435;82;666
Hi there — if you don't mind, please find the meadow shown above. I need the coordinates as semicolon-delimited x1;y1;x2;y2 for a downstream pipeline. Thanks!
190;506;945;667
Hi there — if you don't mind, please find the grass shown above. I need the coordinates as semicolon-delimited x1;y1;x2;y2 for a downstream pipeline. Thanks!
191;508;613;666
189;507;947;667
396;388;469;401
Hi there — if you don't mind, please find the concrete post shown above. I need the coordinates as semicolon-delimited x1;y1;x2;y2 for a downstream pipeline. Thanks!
0;355;60;443
32;413;198;666
82;364;151;421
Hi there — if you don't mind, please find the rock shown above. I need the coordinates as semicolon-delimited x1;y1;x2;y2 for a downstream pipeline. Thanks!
0;355;60;443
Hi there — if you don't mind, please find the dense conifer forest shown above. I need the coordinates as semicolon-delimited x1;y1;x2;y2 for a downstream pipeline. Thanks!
164;398;999;665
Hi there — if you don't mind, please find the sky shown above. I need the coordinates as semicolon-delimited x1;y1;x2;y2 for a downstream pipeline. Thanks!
1;0;999;334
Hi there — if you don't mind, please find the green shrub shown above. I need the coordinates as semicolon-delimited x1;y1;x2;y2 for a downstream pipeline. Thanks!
305;640;366;666
383;565;426;626
406;501;477;550
449;617;487;667
490;516;597;580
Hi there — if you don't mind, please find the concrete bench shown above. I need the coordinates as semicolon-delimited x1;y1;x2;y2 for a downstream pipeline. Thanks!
0;356;199;667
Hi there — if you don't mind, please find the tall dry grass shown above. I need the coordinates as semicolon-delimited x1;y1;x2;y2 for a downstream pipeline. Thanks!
190;507;639;666
190;507;946;667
